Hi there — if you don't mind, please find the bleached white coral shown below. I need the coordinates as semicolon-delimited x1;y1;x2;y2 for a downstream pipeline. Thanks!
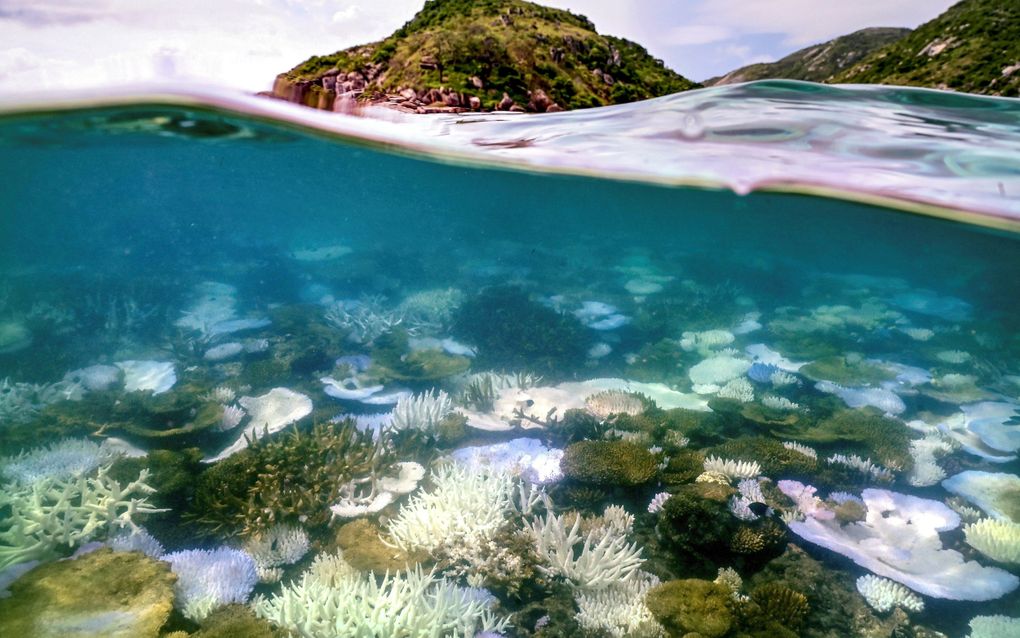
386;465;514;553
729;478;768;521
529;508;644;590
967;614;1020;638
252;553;509;638
680;329;735;354
827;453;895;481
762;395;799;411
718;377;754;403
585;390;646;419
647;492;671;514
856;574;925;613
714;567;743;598
164;547;258;622
964;519;1020;564
203;385;236;403
0;377;82;425
324;298;405;344
243;523;311;583
575;571;665;638
391;389;453;435
0;466;163;569
1;437;119;484
218;404;246;431
689;354;750;388
397;288;465;332
108;527;164;558
907;433;955;487
782;441;817;459
703;455;761;480
769;370;800;387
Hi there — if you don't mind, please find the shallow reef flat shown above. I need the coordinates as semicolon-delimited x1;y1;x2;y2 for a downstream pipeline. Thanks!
0;90;1019;638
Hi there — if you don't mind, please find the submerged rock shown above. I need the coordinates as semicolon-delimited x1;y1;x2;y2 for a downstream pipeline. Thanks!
0;548;175;638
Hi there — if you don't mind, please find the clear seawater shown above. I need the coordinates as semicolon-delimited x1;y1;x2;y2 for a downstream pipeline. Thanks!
0;82;1018;637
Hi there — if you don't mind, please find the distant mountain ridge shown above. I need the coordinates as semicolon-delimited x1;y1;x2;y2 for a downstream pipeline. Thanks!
708;0;1020;97
706;27;910;86
833;0;1020;96
272;0;698;113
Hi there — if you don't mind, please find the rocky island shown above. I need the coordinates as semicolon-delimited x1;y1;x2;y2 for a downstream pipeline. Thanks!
269;0;698;114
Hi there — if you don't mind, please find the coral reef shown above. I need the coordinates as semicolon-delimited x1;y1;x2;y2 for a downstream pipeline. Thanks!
188;420;378;536
795;409;916;471
242;523;311;582
386;465;515;553
645;578;735;638
964;518;1020;564
453;285;592;374
707;437;817;478
749;583;809;628
783;483;1019;600
855;574;925;613
369;328;471;381
164;547;259;622
528;507;644;589
0;465;162;569
252;551;510;637
574;572;665;638
390;389;454;436
560;440;657;486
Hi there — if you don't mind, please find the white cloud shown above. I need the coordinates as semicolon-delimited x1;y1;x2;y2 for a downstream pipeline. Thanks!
661;25;733;47
0;0;420;93
332;5;363;24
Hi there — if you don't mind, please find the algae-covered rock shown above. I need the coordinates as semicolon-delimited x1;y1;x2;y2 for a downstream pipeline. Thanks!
797;409;915;470
333;519;425;573
645;578;734;637
800;354;894;385
190;604;281;638
0;548;175;638
560;440;657;486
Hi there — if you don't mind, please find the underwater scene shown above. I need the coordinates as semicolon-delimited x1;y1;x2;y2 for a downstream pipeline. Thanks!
0;83;1019;638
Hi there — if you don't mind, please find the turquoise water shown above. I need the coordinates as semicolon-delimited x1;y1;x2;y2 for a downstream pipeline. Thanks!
0;83;1018;637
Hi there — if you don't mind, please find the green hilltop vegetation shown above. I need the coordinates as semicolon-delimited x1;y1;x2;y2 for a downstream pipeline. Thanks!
273;0;698;112
705;27;910;86
709;0;1020;98
833;0;1020;96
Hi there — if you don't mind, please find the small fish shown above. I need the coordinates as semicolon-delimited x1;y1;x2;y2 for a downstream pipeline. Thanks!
748;502;771;518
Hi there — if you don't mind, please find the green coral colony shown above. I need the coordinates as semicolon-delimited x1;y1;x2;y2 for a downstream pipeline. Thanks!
2;85;1020;638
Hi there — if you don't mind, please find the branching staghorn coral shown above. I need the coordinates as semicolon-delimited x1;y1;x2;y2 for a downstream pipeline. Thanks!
528;507;644;590
324;297;407;345
391;389;453;435
826;453;895;482
252;551;510;638
702;455;761;481
189;419;380;536
574;571;665;638
1;437;120;484
386;465;515;554
0;465;163;569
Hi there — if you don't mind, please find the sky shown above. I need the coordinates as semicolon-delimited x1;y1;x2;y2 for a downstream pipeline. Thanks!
0;0;957;94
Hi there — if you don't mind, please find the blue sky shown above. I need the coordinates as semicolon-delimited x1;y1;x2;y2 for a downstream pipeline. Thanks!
0;0;957;93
